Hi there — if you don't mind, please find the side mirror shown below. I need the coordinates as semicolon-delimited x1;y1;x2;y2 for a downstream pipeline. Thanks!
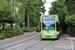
40;22;41;31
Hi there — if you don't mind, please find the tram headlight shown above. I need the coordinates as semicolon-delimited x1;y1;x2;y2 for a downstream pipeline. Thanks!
42;32;46;35
42;33;44;34
53;32;56;35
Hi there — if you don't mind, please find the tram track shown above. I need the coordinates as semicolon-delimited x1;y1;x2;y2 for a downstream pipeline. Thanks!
0;33;40;50
41;40;54;50
41;35;65;50
0;32;38;46
18;37;41;50
5;37;40;50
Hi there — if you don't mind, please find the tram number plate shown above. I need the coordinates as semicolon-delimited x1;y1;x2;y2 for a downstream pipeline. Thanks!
47;32;50;34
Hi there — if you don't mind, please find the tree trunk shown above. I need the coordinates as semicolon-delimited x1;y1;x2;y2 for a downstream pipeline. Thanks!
27;8;30;28
16;22;20;29
11;23;13;28
2;23;4;30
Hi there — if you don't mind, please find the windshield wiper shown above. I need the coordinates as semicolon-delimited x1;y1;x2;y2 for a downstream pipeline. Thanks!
46;28;49;32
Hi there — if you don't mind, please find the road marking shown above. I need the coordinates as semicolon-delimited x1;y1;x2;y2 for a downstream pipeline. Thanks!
8;41;37;50
43;48;47;50
17;41;37;50
17;38;40;50
24;40;41;50
71;41;74;50
7;37;40;50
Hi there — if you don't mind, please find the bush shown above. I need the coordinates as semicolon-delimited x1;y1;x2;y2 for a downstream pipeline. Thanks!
23;27;37;32
0;28;24;39
0;26;36;39
4;25;11;30
65;14;75;36
0;27;2;30
0;33;6;39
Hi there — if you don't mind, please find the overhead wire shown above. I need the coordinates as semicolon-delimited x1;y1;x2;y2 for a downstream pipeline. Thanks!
15;2;52;4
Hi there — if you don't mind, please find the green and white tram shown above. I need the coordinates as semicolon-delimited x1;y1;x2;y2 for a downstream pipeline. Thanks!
40;15;60;39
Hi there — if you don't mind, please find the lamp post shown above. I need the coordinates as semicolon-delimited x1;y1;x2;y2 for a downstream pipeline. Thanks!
23;7;25;29
14;0;15;29
11;0;12;7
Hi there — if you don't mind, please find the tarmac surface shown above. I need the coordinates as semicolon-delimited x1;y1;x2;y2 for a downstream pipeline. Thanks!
0;31;75;50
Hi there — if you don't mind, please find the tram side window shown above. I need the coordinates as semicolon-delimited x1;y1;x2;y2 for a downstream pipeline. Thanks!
56;22;60;31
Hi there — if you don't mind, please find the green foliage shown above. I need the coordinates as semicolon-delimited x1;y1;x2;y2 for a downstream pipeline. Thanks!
0;27;2;30
66;26;75;37
15;0;45;28
0;25;37;39
65;0;75;15
0;1;15;23
23;27;37;32
0;28;24;39
0;0;45;39
0;0;46;29
49;0;75;36
65;14;75;34
65;14;75;25
4;25;11;30
0;0;15;30
49;1;68;32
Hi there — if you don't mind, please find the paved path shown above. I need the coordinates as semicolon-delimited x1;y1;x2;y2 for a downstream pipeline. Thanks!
62;34;75;40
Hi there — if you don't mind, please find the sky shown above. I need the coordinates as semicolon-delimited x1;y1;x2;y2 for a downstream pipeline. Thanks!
44;0;55;15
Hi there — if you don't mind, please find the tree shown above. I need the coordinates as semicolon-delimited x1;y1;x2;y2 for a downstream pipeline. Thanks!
18;0;46;28
49;0;68;32
65;0;75;15
0;0;15;29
